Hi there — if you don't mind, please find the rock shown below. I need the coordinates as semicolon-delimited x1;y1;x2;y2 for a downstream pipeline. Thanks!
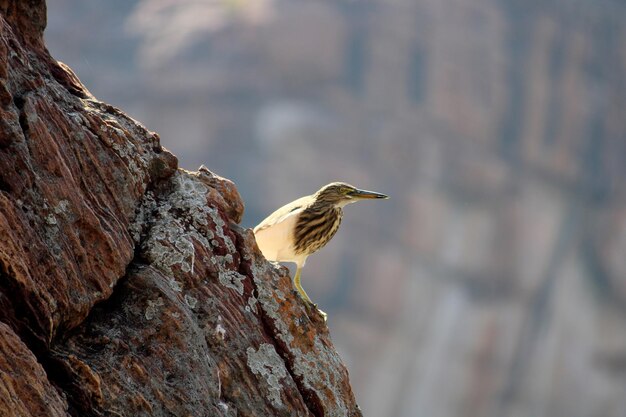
0;2;361;416
0;322;69;417
0;0;47;47
44;1;626;416
197;164;245;224
0;5;177;349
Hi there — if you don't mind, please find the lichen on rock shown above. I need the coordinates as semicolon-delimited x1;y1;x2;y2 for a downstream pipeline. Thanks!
0;1;362;416
247;343;289;408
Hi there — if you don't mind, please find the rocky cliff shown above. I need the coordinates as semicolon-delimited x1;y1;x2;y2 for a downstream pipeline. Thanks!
0;2;361;416
43;1;626;416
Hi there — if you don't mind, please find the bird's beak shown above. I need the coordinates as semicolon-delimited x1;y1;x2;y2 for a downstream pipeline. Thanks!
350;188;389;200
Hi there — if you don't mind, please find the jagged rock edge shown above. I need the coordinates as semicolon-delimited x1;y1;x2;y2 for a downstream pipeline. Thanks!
125;167;324;416
232;226;324;417
38;167;304;416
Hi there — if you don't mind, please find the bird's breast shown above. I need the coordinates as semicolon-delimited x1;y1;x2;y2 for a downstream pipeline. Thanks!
293;207;343;255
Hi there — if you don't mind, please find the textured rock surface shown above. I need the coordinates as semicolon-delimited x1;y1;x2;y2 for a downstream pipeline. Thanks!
0;322;68;417
0;2;361;416
45;1;626;416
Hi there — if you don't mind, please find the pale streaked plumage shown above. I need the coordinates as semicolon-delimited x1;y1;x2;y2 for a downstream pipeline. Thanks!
254;182;388;314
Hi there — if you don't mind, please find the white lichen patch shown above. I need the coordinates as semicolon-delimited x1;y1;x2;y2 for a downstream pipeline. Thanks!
169;174;211;226
45;214;57;225
184;294;198;309
246;344;288;408
53;200;69;215
168;278;183;292
129;191;157;244
291;337;348;416
246;296;258;313
215;323;226;340
145;297;165;321
68;111;87;127
174;236;195;273
110;138;148;185
249;256;353;414
218;271;245;295
250;264;293;345
140;172;239;279
142;223;197;276
207;205;236;253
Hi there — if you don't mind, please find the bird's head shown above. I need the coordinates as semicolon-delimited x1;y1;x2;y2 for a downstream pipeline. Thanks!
314;182;388;208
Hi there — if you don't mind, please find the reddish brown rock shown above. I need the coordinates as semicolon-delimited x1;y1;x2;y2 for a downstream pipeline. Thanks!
0;1;361;416
0;0;46;48
0;322;69;417
51;170;360;416
0;0;178;349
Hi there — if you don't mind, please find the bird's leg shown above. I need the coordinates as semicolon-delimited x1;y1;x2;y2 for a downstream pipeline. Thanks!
293;266;313;304
293;266;327;321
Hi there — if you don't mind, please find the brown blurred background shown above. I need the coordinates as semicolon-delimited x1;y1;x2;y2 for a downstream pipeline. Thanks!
46;0;626;416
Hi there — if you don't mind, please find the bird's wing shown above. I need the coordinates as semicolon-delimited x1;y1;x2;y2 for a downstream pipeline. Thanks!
253;196;310;233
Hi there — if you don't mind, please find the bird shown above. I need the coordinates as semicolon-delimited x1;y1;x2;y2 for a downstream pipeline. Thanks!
253;182;388;314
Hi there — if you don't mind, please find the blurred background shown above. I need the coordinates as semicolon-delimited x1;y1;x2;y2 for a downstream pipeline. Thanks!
46;1;626;416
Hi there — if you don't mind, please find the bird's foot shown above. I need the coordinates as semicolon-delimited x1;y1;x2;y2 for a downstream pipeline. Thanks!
307;301;327;322
318;308;328;322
